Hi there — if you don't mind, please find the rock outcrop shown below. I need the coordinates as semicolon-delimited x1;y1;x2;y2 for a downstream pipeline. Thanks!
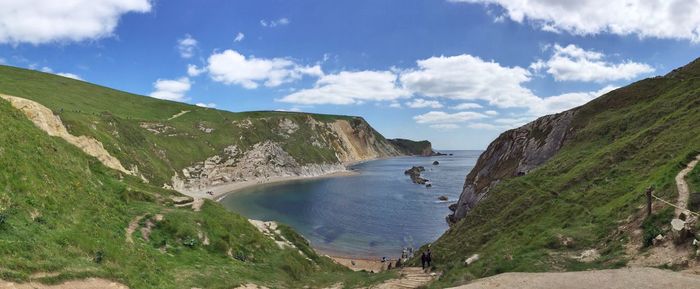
448;110;576;224
1;94;133;175
172;117;405;193
405;166;428;184
388;138;437;156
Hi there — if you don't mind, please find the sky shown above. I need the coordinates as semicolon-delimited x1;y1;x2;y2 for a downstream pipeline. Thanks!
1;1;699;149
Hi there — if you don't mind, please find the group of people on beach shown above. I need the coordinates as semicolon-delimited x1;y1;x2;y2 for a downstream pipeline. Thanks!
379;246;432;272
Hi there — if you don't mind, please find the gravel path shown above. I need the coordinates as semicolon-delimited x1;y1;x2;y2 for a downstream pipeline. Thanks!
449;267;700;289
675;154;700;218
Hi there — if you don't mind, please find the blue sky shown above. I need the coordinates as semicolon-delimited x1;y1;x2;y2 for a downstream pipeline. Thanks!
1;0;699;149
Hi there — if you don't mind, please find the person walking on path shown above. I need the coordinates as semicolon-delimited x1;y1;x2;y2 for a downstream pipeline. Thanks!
426;248;432;269
421;251;427;270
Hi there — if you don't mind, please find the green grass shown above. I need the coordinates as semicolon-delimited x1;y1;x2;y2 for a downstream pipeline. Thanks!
419;62;700;287
0;68;396;288
0;65;388;187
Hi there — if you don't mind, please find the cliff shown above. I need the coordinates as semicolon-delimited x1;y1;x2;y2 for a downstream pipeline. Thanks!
426;57;700;288
388;138;437;156
0;65;411;195
447;110;576;223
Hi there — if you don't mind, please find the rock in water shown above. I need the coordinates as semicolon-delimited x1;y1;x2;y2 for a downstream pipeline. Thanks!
438;195;448;201
433;161;439;165
405;166;428;184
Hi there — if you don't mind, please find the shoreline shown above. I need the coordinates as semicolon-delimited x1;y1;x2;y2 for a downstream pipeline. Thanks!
177;169;360;202
328;255;397;272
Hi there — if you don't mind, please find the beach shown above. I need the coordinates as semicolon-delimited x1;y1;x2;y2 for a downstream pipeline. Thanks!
178;170;359;201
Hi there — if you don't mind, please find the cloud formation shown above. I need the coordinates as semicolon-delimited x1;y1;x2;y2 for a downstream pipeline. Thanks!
207;50;322;89
177;34;198;59
450;0;700;42
406;98;443;108
149;77;191;101
279;71;411;105
413;111;487;124
234;32;245;42
0;0;151;44
533;44;654;82
260;18;290;27
400;54;539;108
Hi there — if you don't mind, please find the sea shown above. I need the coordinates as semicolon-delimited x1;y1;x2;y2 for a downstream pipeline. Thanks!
220;150;481;259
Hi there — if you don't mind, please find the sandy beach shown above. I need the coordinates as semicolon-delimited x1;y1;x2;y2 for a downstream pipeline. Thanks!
178;170;359;201
330;256;397;272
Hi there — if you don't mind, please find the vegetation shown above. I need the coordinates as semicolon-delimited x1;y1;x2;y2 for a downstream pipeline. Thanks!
0;67;395;287
388;138;434;156
0;65;377;187
420;58;700;287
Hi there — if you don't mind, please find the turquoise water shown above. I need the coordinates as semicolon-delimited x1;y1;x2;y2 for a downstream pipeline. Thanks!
220;150;480;258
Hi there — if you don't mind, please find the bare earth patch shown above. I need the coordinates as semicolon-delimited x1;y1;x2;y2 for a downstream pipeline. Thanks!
448;267;700;289
0;278;128;289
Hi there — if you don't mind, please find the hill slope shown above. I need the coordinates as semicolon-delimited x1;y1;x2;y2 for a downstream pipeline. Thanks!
0;65;427;195
424;57;700;287
0;66;412;288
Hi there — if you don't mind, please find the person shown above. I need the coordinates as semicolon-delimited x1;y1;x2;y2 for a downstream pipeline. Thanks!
426;248;432;269
421;251;427;270
395;257;402;268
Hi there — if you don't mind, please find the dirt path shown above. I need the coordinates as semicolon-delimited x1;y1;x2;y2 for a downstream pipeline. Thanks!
369;267;436;289
448;267;700;289
167;110;190;121
0;278;127;289
674;154;700;218
125;214;146;243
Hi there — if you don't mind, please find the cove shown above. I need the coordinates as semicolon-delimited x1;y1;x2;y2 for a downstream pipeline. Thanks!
220;150;480;259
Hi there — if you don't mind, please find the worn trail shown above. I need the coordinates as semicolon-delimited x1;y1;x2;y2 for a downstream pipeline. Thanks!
674;154;700;218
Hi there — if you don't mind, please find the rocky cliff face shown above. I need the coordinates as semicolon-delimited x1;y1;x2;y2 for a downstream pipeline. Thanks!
171;116;403;193
388;138;437;156
447;110;577;224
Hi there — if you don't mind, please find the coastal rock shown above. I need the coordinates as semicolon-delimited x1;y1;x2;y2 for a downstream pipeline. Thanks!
438;195;448;201
404;166;428;184
448;110;576;224
433;161;440;165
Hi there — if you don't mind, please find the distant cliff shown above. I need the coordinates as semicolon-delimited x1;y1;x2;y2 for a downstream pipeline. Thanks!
0;65;419;195
447;110;576;224
388;138;437;156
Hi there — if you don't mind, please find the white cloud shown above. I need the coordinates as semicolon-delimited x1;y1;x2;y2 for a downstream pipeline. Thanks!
195;102;216;108
406;98;443;108
207;50;323;89
450;102;483;110
529;85;617;116
450;0;700;42
260;18;290;27
0;0;151;44
467;122;512;130
56;72;83;80
234;32;245;42
536;44;654;82
400;54;540;108
187;64;205;77
484;110;499;116
413;111;487;124
0;58;5;64
38;66;83;80
430;123;460;130
389;102;402;108
275;107;302;112
149;77;191;101
177;34;198;59
279;71;411;105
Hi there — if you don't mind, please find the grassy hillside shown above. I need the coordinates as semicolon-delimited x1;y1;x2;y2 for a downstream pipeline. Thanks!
421;58;700;287
0;86;393;288
0;65;385;187
388;138;435;156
